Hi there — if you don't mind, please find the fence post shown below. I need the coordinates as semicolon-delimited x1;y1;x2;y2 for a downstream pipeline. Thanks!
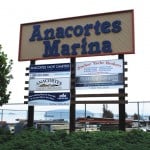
1;109;3;121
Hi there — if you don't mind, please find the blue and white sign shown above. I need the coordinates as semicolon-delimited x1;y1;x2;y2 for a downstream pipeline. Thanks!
76;74;123;89
30;63;70;78
28;92;70;105
30;63;70;73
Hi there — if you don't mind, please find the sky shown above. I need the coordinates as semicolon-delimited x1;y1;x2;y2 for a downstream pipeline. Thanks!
0;0;150;116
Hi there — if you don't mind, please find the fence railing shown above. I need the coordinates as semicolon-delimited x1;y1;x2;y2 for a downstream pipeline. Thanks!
0;101;150;123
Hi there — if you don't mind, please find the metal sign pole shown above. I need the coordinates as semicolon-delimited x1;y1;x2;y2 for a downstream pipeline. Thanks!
27;60;35;128
69;57;76;132
118;54;126;131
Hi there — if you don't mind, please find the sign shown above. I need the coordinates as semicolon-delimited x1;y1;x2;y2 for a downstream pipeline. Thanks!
76;74;123;89
30;63;70;72
29;77;70;91
76;59;123;76
29;63;70;78
19;10;134;61
76;59;123;89
28;92;70;105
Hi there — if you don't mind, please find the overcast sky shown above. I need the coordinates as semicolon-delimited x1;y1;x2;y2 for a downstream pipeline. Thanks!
0;0;150;115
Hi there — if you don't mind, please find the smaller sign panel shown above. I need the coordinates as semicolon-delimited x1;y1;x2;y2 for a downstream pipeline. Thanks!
29;63;70;78
30;63;70;73
28;92;70;105
76;59;123;89
76;59;123;76
29;77;70;91
76;74;123;89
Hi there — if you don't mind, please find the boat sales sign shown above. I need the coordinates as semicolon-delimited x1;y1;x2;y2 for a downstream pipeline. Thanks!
76;59;123;76
18;10;134;61
76;59;123;89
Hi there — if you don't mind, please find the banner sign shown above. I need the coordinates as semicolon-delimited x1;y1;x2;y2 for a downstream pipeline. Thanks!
19;10;134;61
76;74;123;89
76;59;123;76
76;59;123;89
30;63;70;73
30;63;70;78
29;77;70;91
28;92;70;105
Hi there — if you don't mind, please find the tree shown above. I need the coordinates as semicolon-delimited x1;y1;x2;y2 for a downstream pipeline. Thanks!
0;45;13;105
102;104;114;118
132;113;141;120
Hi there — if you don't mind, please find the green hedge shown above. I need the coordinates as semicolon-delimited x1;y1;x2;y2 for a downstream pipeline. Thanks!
0;128;150;150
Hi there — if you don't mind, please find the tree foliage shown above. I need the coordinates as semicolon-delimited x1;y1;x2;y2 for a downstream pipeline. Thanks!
1;128;150;150
133;113;141;120
0;45;13;105
102;104;114;118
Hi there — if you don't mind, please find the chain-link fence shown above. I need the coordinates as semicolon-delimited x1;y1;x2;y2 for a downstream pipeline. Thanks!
0;101;150;123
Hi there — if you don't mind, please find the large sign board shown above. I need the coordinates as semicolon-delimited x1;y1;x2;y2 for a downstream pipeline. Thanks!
76;59;123;89
19;10;134;61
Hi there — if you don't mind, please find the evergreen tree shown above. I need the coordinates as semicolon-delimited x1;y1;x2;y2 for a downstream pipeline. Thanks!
0;45;13;105
133;113;141;120
102;104;114;118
